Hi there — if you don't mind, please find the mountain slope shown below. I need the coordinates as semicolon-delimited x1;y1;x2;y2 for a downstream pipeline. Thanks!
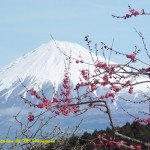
0;40;108;100
0;40;149;140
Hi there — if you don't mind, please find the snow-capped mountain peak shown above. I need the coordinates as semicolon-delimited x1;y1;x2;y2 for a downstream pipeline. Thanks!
0;40;108;100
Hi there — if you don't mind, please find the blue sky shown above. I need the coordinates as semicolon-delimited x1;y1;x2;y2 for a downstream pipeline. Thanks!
0;0;150;68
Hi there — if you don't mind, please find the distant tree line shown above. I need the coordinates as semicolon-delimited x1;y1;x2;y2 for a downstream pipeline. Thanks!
30;121;150;150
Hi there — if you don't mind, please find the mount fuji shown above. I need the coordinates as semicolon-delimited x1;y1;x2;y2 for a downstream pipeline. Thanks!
0;40;149;140
0;40;107;101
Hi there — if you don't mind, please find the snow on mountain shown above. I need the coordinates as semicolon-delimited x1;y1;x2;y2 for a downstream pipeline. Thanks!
0;40;149;140
0;40;149;107
0;40;149;100
0;40;107;100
